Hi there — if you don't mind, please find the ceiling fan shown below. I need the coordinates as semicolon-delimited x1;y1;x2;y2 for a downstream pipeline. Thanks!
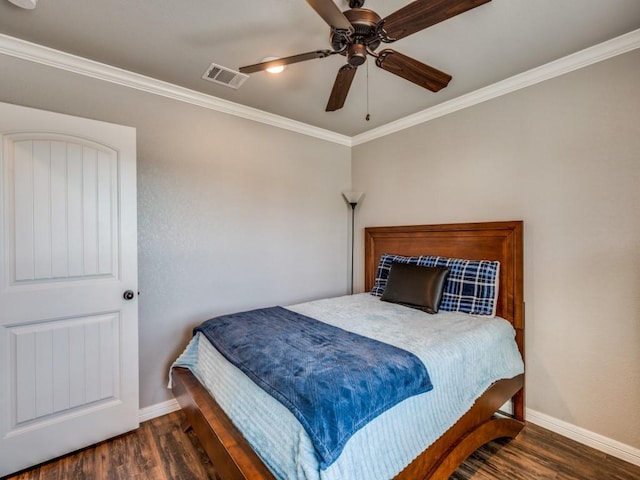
239;0;491;112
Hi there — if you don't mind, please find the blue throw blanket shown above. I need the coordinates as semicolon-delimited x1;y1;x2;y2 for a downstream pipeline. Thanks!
194;306;432;468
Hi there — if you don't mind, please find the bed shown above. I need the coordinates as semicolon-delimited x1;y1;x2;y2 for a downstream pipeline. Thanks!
171;220;525;480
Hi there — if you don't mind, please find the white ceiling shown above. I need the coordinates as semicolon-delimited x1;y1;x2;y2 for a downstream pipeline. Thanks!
1;0;639;136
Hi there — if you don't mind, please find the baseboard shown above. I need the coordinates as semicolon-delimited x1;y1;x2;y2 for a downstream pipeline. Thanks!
138;398;180;423
526;408;640;467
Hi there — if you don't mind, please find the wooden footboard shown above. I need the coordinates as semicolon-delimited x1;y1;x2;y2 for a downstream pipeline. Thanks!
172;366;277;480
172;367;524;480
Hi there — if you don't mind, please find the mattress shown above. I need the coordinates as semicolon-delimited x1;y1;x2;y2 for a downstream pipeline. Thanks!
171;293;524;480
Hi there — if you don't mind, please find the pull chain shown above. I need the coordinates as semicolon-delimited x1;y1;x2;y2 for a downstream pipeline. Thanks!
365;60;370;121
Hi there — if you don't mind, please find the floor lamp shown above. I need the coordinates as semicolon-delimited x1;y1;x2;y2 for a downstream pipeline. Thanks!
342;191;363;295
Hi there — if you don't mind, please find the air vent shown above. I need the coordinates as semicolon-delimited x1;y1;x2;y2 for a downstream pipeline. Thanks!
202;63;249;89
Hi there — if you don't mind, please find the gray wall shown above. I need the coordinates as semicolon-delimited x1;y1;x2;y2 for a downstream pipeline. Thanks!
0;54;352;407
2;43;639;453
352;49;640;449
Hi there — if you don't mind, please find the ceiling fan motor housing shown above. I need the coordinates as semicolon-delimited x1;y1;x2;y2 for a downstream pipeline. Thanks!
331;8;382;62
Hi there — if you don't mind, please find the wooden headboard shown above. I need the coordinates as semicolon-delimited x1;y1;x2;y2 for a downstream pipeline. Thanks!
364;221;524;359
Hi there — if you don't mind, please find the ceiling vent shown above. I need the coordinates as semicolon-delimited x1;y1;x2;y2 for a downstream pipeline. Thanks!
202;63;249;89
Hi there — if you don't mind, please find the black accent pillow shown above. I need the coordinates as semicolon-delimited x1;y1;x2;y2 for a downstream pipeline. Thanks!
380;262;450;314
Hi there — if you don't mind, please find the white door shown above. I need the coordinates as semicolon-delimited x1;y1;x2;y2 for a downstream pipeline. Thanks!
0;102;138;476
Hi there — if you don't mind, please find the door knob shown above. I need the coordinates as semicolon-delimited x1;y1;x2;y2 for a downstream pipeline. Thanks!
123;290;135;300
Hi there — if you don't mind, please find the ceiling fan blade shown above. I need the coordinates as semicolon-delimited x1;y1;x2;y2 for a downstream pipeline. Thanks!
326;65;357;112
382;0;491;41
376;49;451;92
306;0;354;33
239;50;335;74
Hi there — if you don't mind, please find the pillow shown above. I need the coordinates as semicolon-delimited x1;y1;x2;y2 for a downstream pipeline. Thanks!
371;254;500;317
380;262;450;314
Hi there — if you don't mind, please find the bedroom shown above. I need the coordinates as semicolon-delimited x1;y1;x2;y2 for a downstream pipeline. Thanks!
0;0;639;478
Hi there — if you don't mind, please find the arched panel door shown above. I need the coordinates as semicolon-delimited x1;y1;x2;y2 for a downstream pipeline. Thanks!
0;102;138;476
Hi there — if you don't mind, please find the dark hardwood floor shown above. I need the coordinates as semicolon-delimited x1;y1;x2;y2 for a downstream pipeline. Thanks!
5;411;639;480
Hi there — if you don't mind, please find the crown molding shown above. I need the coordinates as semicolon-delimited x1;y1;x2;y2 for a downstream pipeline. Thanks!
0;33;352;147
352;28;640;146
1;29;638;148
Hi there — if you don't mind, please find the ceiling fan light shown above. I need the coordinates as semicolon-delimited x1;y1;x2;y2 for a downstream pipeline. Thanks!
8;0;37;9
262;57;286;74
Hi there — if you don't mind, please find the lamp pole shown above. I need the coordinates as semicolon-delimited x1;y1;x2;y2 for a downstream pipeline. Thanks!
342;192;363;295
349;201;356;295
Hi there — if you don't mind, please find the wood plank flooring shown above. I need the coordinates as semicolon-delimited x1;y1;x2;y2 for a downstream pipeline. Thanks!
4;411;639;480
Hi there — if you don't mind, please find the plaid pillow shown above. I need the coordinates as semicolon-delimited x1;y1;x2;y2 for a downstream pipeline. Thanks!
371;254;500;317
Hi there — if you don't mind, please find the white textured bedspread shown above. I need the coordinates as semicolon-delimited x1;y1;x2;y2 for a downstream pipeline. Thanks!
172;293;524;480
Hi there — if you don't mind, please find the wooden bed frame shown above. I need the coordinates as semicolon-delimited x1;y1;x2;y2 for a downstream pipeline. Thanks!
172;220;525;480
